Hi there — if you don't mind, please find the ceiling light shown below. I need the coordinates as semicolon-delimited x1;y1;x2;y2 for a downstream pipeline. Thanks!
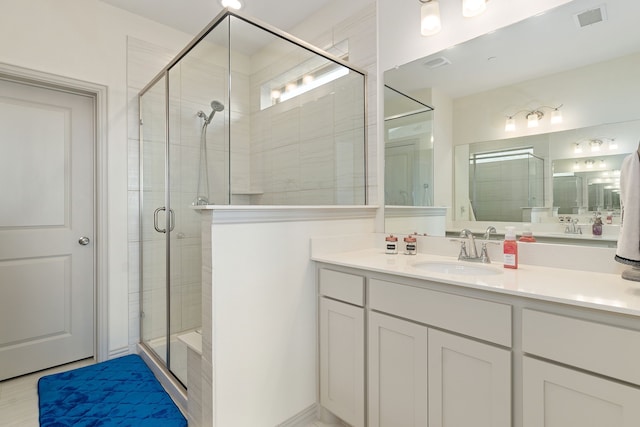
420;0;442;36
220;0;243;10
462;0;487;17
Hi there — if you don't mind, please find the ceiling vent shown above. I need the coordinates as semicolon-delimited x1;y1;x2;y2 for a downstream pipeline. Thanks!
574;5;607;28
423;56;451;69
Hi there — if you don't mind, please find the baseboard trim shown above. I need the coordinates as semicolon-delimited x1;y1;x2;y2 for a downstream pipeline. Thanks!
277;403;319;427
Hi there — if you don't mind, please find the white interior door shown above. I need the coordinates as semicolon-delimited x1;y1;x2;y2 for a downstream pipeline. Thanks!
0;77;95;380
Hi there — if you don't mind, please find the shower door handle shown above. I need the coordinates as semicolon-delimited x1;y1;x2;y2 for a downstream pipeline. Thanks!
153;207;176;233
154;207;166;233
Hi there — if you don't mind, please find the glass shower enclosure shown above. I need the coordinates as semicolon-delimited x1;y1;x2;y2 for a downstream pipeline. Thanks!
139;10;366;386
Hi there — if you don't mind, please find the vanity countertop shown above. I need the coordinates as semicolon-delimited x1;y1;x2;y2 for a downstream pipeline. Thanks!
312;248;640;317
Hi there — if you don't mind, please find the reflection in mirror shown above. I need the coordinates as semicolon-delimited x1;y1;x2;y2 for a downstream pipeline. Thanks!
384;0;640;242
454;120;640;224
384;85;434;206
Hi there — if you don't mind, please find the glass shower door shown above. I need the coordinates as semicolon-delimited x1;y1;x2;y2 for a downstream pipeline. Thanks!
140;76;169;367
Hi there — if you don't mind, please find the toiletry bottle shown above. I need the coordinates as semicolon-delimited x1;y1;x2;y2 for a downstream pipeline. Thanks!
519;223;536;242
503;226;518;269
592;215;603;236
403;235;417;255
385;235;398;254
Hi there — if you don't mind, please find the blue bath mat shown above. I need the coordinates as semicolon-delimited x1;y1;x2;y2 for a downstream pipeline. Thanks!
38;354;187;427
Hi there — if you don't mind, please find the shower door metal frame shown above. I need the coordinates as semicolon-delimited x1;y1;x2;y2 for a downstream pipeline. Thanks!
138;6;370;385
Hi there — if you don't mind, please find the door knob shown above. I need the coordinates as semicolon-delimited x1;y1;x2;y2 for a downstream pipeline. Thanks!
78;236;90;246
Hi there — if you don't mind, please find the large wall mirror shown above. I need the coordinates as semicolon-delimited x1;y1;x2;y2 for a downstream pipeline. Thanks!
383;0;640;240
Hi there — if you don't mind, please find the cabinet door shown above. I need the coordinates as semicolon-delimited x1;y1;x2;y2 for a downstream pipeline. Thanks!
523;357;640;427
368;311;428;427
319;297;365;427
428;329;511;427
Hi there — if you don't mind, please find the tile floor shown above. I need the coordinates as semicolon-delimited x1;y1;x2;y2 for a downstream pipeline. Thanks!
0;358;95;427
0;358;345;427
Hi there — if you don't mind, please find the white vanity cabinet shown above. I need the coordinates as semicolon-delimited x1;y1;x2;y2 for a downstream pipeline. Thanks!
318;269;365;427
522;309;640;426
368;279;512;427
368;311;428;427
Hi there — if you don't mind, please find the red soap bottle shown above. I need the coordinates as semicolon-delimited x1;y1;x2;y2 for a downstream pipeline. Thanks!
503;226;518;269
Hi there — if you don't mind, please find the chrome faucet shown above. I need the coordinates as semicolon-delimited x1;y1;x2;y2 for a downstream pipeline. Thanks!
459;229;478;259
455;227;499;263
564;218;582;234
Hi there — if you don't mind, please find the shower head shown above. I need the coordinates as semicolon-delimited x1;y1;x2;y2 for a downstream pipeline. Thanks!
211;100;225;112
205;100;225;124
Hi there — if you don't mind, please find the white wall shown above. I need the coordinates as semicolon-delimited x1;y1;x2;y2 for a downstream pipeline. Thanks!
203;210;376;426
0;0;191;356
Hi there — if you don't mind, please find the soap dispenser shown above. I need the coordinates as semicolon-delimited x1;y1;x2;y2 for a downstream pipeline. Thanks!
503;226;518;269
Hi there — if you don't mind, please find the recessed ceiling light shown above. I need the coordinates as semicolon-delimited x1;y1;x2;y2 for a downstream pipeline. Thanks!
220;0;243;10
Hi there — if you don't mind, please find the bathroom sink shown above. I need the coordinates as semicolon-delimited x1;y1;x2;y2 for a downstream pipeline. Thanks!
412;261;503;276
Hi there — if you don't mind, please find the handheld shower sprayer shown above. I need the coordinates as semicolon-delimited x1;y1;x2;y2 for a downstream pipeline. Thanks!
197;100;225;125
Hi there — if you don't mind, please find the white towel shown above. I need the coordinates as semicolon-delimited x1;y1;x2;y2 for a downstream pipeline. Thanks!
615;152;640;266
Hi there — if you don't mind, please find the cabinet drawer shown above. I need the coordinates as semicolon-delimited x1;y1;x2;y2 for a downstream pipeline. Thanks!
319;269;364;306
370;279;511;347
523;309;640;386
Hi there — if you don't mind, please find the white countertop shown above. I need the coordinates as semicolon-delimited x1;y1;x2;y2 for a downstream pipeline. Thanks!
312;248;640;317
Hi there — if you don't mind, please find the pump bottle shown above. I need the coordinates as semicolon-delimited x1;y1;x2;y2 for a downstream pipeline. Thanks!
503;226;518;269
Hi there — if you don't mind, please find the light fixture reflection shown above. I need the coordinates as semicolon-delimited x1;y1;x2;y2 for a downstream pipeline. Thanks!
420;0;442;36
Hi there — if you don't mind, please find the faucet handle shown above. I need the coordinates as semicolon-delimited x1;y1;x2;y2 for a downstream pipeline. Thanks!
480;241;501;263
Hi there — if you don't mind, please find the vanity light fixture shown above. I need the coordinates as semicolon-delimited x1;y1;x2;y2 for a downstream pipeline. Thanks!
574;143;583;154
420;0;488;36
590;139;602;152
585;159;595;168
220;0;243;10
504;104;562;131
462;0;488;17
420;0;442;36
526;111;543;128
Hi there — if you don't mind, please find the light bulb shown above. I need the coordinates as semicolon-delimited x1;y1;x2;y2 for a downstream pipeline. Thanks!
220;0;242;10
462;0;487;17
550;108;562;124
421;1;442;36
504;117;515;132
574;143;583;154
527;112;540;128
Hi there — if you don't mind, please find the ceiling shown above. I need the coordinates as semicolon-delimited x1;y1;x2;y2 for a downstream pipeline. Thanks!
98;0;334;36
385;0;640;99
